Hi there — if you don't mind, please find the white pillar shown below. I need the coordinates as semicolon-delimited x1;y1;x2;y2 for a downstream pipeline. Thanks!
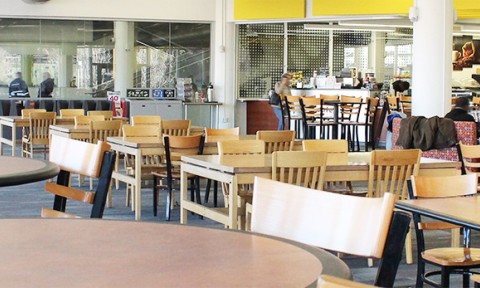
114;21;135;98
371;32;386;83
411;0;453;117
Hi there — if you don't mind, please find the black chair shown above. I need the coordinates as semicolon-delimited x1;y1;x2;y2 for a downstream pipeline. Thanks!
152;134;205;221
0;100;11;116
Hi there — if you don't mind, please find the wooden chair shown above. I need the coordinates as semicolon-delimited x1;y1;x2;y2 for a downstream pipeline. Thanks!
272;150;327;189
473;274;480;288
408;174;480;288
458;142;480;185
88;110;114;120
299;97;337;140
472;96;480;111
122;125;163;208
363;97;380;151
386;96;400;113
250;177;411;288
284;95;304;138
400;95;412;115
152;134;205;220
42;135;116;218
74;115;105;127
217;139;265;229
204;127;240;206
131;115;161;126
161;119;191;136
338;96;363;151
368;149;422;266
22;112;56;158
303;139;352;193
59;109;85;118
317;275;375;288
256;130;295;153
21;108;46;118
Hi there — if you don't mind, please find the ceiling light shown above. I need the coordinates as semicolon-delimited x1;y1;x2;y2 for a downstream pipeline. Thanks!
338;20;412;29
304;24;395;32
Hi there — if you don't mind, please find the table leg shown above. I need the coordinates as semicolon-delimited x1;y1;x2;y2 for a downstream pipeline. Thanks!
134;150;142;220
180;165;188;224
229;176;238;230
0;120;3;155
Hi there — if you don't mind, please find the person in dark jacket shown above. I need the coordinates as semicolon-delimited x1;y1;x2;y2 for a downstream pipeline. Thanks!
9;72;29;97
38;72;54;98
445;97;475;122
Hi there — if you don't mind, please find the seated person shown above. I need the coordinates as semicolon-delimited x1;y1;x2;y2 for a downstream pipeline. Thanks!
445;97;475;122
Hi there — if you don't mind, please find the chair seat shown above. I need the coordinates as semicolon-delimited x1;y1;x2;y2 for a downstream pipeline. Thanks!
41;208;81;219
422;248;480;267
472;274;480;284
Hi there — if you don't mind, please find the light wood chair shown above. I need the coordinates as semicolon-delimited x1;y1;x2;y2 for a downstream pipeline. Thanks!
302;139;352;193
300;97;338;140
161;119;191;136
473;274;480;288
250;177;410;288
284;95;303;136
386;96;400;113
152;134;205;220
122;124;163;207
317;275;375;288
363;97;381;151
74;115;105;127
458;142;480;185
59;109;85;118
131;115;161;126
400;95;412;115
204;127;240;206
88;110;114;120
472;97;480;111
272;150;327;189
256;130;295;153
408;174;480;288
217;139;265;229
22;112;56;158
42;135;115;219
368;149;422;266
21;108;46;118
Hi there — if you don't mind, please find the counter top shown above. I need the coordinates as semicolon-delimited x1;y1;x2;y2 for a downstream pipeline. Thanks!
184;101;222;105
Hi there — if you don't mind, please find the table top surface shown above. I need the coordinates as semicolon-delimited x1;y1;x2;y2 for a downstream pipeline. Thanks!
0;219;325;287
0;156;59;187
395;196;480;231
181;153;459;174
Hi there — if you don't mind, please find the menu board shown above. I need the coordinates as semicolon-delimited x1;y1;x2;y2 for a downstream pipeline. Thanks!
126;89;150;98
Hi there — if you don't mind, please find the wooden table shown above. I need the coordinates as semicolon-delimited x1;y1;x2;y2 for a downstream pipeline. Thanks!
0;219;342;287
395;196;480;231
0;116;73;156
0;156;59;187
180;153;460;229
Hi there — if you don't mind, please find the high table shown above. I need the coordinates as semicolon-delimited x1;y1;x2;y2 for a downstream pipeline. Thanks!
0;116;74;156
180;153;460;229
0;219;351;287
0;156;59;186
395;196;480;231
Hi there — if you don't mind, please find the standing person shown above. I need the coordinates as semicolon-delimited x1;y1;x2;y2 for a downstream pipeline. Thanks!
9;72;29;97
273;73;291;130
38;72;54;98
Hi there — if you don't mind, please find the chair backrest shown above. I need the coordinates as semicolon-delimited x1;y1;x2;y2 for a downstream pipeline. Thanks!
251;177;395;258
459;142;480;175
88;110;114;120
410;173;478;199
256;130;295;153
285;95;302;115
122;124;161;141
386;96;400;112
21;108;46;118
317;275;375;288
74;115;105;127
90;120;122;143
368;149;421;199
131;115;161;126
217;139;265;155
49;134;111;178
365;97;380;123
272;151;327;190
205;127;240;143
162;119;191;136
302;139;348;165
339;95;362;121
60;109;85;118
320;94;339;101
164;134;205;171
300;97;321;120
28;112;56;144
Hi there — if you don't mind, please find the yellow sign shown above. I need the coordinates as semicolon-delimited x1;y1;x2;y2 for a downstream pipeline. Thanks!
312;0;412;16
455;0;480;18
234;0;306;20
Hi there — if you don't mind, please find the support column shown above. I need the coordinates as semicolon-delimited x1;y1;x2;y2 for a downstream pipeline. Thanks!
411;0;453;117
370;32;386;83
114;21;135;98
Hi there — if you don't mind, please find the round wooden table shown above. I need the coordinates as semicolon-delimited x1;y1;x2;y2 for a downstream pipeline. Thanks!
0;219;349;287
0;156;59;187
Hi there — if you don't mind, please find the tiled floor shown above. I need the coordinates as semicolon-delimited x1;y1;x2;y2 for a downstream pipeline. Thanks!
2;147;479;287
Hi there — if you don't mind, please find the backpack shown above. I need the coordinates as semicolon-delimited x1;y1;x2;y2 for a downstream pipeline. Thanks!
268;89;281;105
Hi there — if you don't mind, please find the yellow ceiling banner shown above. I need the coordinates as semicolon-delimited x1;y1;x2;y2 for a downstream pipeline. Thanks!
455;0;480;18
312;0;413;16
234;0;306;20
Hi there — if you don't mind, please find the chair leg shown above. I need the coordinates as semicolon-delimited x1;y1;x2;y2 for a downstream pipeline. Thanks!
462;270;470;288
166;178;174;221
153;175;158;217
195;177;202;205
452;227;461;247
190;178;195;202
441;267;450;287
213;181;218;207
204;178;211;203
405;229;413;264
416;257;425;288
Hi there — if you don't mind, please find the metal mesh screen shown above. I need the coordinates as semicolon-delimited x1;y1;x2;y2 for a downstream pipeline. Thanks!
332;31;371;75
